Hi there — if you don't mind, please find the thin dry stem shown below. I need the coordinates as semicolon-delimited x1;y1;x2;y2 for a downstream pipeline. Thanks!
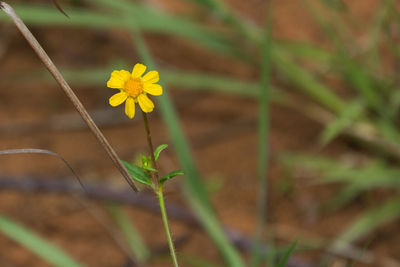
0;1;137;191
141;110;159;187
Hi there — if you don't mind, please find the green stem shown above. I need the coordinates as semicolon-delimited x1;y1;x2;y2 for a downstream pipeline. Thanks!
141;110;179;266
157;186;179;267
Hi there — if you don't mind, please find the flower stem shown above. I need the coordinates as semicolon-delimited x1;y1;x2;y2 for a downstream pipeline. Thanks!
157;186;179;267
141;111;159;186
141;110;179;266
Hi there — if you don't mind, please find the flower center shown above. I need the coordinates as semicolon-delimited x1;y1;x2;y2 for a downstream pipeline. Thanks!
124;78;143;98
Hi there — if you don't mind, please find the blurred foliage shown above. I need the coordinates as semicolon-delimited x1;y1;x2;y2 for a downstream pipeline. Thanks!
0;215;84;267
1;0;400;265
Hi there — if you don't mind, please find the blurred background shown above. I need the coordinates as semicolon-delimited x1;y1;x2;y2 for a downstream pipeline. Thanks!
0;0;399;266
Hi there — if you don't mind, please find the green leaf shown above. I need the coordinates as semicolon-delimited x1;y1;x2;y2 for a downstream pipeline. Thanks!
0;215;84;267
160;170;185;184
154;144;168;161
122;160;152;186
108;204;150;263
277;239;298;267
141;165;158;172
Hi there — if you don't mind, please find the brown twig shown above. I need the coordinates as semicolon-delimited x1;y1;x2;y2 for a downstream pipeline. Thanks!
0;1;137;191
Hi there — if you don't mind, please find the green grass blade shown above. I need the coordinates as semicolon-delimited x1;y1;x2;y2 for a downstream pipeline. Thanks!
365;0;389;70
182;0;261;43
332;197;400;252
179;253;219;267
336;54;386;113
277;41;333;63
319;99;365;145
0;215;84;267
272;49;346;113
108;204;150;263
319;0;347;11
0;3;240;58
185;194;244;267
250;5;272;266
277;239;298;267
90;0;244;58
58;65;263;97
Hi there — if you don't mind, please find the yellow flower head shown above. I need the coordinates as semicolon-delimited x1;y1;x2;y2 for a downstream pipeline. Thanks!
107;63;162;119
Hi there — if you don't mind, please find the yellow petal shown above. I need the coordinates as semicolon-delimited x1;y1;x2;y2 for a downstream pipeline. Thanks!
143;83;162;96
125;97;136;119
107;70;131;89
132;63;146;79
138;94;154;113
142;71;159;84
109;92;128;107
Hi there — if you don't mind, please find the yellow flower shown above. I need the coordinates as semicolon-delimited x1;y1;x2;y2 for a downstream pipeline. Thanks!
107;63;163;119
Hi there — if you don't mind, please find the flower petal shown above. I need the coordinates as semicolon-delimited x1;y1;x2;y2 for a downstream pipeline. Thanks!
125;97;136;119
109;92;128;107
138;94;154;113
107;70;131;89
142;71;159;84
143;83;163;96
132;63;147;79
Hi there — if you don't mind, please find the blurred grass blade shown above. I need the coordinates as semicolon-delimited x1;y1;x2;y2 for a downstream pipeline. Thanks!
366;0;391;70
185;195;244;267
58;65;263;97
278;41;333;63
273;49;345;113
180;253;219;267
0;215;84;267
319;0;347;11
108;204;150;263
250;4;272;266
0;3;240;58
319;99;364;145
337;54;386;113
277;239;298;267
332;197;400;252
282;153;400;211
304;0;387;114
129;16;244;267
89;0;244;58
182;0;261;43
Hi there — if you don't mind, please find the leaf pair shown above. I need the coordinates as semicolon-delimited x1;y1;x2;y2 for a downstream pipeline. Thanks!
122;144;184;187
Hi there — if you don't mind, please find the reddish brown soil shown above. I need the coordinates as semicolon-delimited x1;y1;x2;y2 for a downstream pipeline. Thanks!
0;0;398;266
